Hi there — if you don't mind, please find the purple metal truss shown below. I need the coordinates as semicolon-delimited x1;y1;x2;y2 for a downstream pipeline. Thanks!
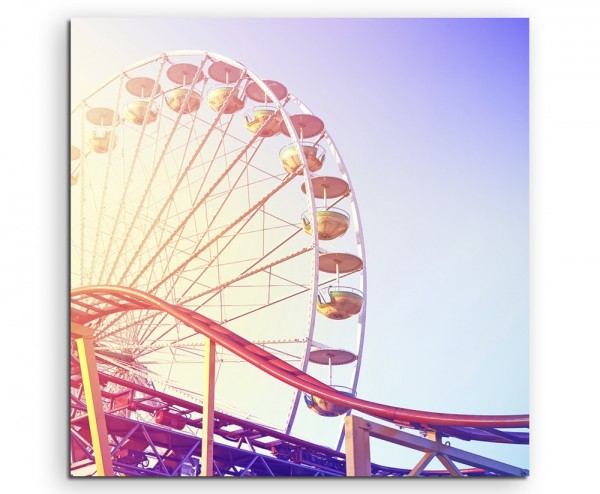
70;363;524;477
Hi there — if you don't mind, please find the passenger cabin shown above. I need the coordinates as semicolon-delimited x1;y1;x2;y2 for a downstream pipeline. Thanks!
165;63;203;115
86;107;117;153
279;143;325;174
316;253;364;320
123;77;160;125
301;207;350;241
303;348;358;417
206;61;245;114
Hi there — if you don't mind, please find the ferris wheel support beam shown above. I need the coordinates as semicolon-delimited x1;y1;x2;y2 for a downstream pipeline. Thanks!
99;244;309;355
182;244;311;307
89;76;125;286
136;131;265;331
116;74;225;286
94;255;334;359
71;323;115;476
151;112;241;304
78;109;86;286
149;168;302;295
122;75;248;288
97;57;168;285
105;59;208;285
92;129;264;342
159;147;266;303
201;336;216;477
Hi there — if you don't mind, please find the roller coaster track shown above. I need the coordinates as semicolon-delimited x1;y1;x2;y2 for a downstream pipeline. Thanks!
71;286;529;446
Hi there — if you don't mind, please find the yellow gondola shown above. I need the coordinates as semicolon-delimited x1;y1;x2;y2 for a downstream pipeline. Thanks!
302;208;350;240
316;286;363;320
86;130;116;154
123;100;158;125
304;386;356;417
207;85;244;114
165;88;201;114
279;143;325;174
244;107;283;137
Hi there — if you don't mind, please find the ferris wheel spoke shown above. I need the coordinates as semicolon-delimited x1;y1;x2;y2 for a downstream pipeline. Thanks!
218;285;311;325
96;242;318;349
180;243;311;307
77;112;87;286
94;68;167;285
110;91;208;284
92;252;349;348
132;246;313;352
101;84;199;286
148;167;300;295
117;75;249;287
132;109;293;299
125;112;265;290
218;270;358;326
138;139;263;298
162;194;302;307
95;336;308;356
130;250;315;349
94;306;156;341
142;141;301;310
105;59;208;285
88;78;125;286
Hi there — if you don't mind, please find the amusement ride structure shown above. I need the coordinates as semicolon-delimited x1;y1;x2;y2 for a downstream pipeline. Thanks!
70;50;529;477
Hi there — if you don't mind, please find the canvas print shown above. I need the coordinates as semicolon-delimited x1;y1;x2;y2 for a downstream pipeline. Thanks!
70;18;529;477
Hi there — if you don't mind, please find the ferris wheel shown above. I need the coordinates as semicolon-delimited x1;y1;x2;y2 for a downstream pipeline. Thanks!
70;50;367;448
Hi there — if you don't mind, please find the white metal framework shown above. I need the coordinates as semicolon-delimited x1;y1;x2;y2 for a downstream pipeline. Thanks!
71;50;367;446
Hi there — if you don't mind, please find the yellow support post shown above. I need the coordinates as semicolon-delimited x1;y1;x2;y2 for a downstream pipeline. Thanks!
72;323;115;476
201;336;216;476
344;415;371;476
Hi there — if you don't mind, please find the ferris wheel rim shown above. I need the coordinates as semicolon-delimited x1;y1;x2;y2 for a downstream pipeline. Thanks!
285;94;367;447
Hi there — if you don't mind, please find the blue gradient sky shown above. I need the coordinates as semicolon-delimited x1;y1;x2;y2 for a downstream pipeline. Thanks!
71;18;529;470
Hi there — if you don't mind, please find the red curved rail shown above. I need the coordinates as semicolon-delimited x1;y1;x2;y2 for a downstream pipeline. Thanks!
71;285;529;433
